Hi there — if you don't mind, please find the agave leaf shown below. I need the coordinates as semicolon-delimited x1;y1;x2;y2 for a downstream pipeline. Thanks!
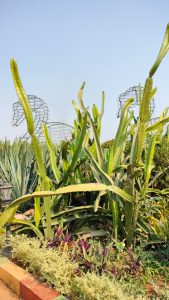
130;128;138;164
31;134;46;178
107;185;133;202
72;99;80;113
146;116;169;132
72;100;82;126
0;182;133;226
34;196;41;228
51;205;102;218
144;133;158;194
60;113;87;185
149;87;157;100
42;177;53;239
100;91;105;118
142;240;167;248
31;133;51;240
0;206;18;226
10;60;52;239
161;188;169;194
94;191;106;212
112;197;118;240
92;104;99;123
167;125;169;144
147;188;161;194
10;59;34;135
149;24;169;77
78;81;86;111
84;148;114;185
51;213;112;226
42;124;60;182
11;218;43;239
87;111;104;168
34;184;41;228
108;98;134;174
136;77;153;163
137;218;153;234
10;60;47;180
148;166;169;187
77;82;104;168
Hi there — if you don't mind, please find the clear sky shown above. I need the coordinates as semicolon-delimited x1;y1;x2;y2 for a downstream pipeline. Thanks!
0;0;169;142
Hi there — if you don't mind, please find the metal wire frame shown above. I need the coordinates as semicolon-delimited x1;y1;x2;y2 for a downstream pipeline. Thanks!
39;122;74;144
12;95;73;144
149;116;168;133
149;117;160;126
13;95;49;140
117;86;155;118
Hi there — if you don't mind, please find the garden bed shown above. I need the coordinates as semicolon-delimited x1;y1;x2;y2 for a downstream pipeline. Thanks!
1;234;169;300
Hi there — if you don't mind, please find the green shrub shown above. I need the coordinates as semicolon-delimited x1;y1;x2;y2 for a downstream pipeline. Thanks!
11;235;76;295
72;272;130;300
11;235;132;298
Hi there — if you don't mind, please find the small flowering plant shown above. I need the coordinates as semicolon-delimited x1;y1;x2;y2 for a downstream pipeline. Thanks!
47;227;144;277
47;226;73;252
71;238;114;274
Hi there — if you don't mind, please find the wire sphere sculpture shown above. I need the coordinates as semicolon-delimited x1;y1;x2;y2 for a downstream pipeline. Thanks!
117;86;155;118
12;95;73;143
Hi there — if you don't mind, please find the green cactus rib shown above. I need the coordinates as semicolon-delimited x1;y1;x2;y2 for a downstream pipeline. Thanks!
10;59;53;240
59;113;87;186
149;23;169;77
43;124;61;183
100;91;105;118
31;134;46;178
108;98;134;175
10;59;34;135
136;77;153;164
42;177;53;239
144;133;158;195
0;183;133;227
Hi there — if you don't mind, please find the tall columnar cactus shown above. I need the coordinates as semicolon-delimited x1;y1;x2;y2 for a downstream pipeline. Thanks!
10;59;52;240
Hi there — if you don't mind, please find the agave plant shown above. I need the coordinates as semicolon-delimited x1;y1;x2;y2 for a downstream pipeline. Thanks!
0;140;37;209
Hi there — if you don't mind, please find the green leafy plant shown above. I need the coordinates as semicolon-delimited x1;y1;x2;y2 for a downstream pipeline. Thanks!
10;60;88;239
10;59;53;239
1;24;169;248
0;140;37;203
71;24;169;248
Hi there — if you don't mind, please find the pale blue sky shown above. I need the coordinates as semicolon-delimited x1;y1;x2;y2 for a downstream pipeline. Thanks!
0;0;169;141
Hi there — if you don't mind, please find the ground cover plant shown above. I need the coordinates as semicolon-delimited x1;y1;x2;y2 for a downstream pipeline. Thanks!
0;234;169;299
0;24;169;299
